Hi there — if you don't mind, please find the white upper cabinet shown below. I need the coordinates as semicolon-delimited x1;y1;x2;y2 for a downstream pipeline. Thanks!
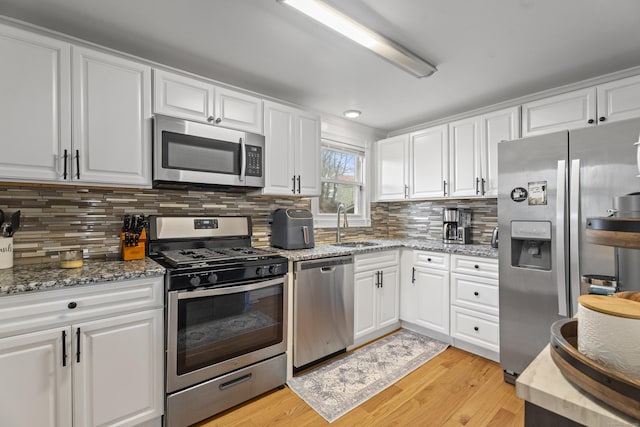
375;134;408;201
153;69;214;122
596;74;640;124
522;87;596;137
0;23;71;182
449;117;481;198
479;106;520;197
73;46;152;187
409;125;449;199
153;69;263;134
258;100;320;196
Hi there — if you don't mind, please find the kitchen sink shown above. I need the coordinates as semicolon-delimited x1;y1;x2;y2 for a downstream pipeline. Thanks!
331;241;379;248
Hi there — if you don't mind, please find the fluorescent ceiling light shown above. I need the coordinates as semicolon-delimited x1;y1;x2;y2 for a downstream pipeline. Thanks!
278;0;437;78
343;109;361;118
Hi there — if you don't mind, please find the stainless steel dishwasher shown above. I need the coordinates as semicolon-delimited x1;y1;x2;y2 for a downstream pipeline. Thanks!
293;255;354;369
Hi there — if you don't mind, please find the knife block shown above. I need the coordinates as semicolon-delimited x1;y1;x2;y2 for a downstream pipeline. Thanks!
120;228;146;261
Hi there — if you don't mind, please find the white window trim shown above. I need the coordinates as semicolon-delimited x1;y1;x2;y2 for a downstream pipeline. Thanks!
312;138;371;228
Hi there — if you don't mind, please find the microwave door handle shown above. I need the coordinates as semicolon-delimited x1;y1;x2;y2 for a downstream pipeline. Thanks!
239;137;246;182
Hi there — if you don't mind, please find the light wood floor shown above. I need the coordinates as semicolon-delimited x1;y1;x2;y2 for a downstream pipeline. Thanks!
195;345;524;427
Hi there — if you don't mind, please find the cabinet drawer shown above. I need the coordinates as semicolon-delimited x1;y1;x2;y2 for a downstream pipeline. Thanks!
355;250;399;272
451;255;498;279
413;250;449;271
451;273;498;315
0;277;164;338
450;306;499;352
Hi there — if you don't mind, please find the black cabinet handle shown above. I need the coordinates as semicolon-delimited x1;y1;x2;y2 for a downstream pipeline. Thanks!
474;291;479;296
587;119;594;124
599;116;606;122
380;271;383;288
412;267;416;284
443;180;447;196
76;327;81;363
427;258;432;262
63;149;68;179
474;265;479;269
474;326;479;332
297;175;301;194
62;330;67;367
481;178;486;195
291;176;296;194
475;177;480;195
68;301;77;309
75;150;80;179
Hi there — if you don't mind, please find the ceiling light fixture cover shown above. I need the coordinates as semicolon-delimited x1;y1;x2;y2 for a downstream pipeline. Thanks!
278;0;437;78
343;110;361;118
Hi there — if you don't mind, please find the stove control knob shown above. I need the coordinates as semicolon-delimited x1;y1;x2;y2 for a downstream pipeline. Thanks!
189;276;201;287
269;264;281;275
256;266;267;277
207;273;218;284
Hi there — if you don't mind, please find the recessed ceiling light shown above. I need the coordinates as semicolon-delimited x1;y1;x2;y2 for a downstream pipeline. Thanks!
343;110;361;119
278;0;437;78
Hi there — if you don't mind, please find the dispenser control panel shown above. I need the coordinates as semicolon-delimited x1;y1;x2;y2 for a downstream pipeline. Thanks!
511;221;551;240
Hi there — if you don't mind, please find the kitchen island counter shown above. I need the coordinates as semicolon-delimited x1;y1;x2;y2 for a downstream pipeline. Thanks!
0;257;165;296
270;239;498;261
516;344;639;426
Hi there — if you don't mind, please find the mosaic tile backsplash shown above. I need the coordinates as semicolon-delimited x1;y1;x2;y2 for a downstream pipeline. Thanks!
0;183;497;265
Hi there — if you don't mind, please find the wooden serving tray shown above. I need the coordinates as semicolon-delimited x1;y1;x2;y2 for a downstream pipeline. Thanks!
550;318;640;420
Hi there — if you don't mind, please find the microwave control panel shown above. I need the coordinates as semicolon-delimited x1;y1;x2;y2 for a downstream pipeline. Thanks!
246;146;262;177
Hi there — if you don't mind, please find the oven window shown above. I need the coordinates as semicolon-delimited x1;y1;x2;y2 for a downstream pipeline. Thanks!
163;131;240;175
176;283;284;375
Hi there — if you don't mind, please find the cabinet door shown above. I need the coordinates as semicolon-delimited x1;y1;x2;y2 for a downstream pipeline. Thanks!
214;86;263;134
153;69;214;123
72;46;151;187
377;267;400;329
0;327;72;427
0;24;71;182
409;125;449;199
262;101;296;195
354;271;377;340
375;135;408;201
479;106;520;197
73;309;163;427
449;117;481;197
413;267;449;334
295;111;321;196
596;74;640;124
522;87;596;136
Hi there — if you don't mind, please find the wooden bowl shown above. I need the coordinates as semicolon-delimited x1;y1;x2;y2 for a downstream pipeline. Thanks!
550;318;640;420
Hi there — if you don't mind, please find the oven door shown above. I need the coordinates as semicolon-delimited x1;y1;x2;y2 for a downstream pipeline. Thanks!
153;115;264;188
166;276;287;393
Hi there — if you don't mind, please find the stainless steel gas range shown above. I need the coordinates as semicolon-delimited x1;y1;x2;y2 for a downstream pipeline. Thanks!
147;216;288;427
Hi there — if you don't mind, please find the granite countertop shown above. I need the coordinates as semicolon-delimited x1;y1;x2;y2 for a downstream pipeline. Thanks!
516;344;639;427
271;239;498;261
0;258;165;296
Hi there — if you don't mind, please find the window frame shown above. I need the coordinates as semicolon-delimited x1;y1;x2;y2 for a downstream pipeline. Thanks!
312;138;370;228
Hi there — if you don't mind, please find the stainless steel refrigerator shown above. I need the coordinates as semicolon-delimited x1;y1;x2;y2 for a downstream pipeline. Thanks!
498;117;640;383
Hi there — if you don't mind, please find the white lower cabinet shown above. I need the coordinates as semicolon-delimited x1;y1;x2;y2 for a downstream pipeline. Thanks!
353;251;400;344
400;250;451;341
0;277;164;427
449;255;500;362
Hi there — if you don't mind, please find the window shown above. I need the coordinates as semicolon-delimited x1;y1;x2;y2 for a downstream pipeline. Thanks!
312;140;370;227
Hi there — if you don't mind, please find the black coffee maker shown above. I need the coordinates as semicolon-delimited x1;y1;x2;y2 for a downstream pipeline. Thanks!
442;208;470;244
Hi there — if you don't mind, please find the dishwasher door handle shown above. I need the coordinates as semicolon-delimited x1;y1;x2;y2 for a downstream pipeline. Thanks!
321;266;336;272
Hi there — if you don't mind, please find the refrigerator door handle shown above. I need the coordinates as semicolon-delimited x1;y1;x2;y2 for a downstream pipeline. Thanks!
569;158;581;315
556;160;568;317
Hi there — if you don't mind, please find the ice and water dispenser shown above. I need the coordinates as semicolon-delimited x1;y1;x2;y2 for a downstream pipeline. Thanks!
510;221;552;270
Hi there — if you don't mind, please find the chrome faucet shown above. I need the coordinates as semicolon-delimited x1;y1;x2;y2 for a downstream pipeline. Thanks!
336;203;349;243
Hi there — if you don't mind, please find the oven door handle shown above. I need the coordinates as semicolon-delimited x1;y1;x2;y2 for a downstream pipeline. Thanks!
176;276;285;300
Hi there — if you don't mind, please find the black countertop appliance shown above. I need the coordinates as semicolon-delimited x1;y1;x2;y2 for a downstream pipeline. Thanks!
271;208;315;249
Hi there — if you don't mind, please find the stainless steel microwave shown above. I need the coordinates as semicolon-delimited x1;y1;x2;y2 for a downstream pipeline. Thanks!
153;115;265;189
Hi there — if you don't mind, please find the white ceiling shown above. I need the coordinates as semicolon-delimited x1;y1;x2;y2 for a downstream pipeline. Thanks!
2;0;640;133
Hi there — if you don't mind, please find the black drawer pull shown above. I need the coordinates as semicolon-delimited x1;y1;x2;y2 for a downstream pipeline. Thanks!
474;264;479;269
76;328;81;363
473;291;479;296
474;326;479;332
427;258;432;262
62;330;67;367
219;373;252;390
68;301;77;309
